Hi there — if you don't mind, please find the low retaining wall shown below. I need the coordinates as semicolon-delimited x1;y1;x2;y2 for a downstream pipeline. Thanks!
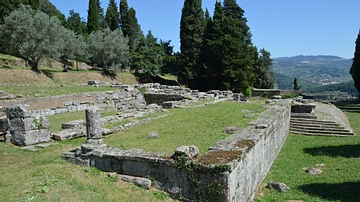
62;99;292;201
252;88;300;98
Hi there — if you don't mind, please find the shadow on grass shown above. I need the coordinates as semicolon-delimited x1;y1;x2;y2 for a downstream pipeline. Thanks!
298;181;360;202
101;71;117;80
303;144;360;158
0;65;12;69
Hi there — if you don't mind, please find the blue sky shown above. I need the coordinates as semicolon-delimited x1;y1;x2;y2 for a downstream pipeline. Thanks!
51;0;360;59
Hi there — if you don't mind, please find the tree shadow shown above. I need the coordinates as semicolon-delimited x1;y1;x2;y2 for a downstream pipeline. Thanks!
0;65;12;69
303;144;360;158
298;181;360;202
101;71;117;80
30;68;59;79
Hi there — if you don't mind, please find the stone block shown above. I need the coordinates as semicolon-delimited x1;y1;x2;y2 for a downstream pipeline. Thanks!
162;101;176;109
119;175;152;189
51;129;86;141
0;116;9;131
11;129;50;146
5;104;31;119
9;118;36;131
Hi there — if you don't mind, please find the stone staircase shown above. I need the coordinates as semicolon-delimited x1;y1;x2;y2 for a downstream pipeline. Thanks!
290;113;354;137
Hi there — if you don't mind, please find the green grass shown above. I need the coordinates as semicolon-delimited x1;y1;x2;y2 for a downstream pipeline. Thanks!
0;138;172;202
255;109;360;202
104;100;265;154
0;99;265;202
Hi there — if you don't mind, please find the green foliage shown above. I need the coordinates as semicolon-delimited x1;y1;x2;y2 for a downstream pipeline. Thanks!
350;30;360;92
178;0;204;85
262;92;269;99
194;0;257;92
152;191;168;200
39;0;65;25
87;0;99;34
59;29;87;71
244;87;252;97
88;28;130;73
66;10;84;35
254;48;275;89
131;31;165;76
0;5;68;70
104;0;119;31
293;78;301;90
120;0;143;53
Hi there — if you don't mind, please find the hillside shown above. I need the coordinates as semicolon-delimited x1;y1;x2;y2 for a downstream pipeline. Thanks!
273;55;352;89
0;54;138;86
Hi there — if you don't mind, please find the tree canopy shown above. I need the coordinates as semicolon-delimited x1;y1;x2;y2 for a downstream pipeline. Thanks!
88;28;130;74
254;48;275;89
131;31;165;77
350;30;360;92
105;0;119;31
179;0;204;85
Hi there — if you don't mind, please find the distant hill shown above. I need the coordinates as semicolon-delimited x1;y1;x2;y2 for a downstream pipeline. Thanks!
273;55;352;90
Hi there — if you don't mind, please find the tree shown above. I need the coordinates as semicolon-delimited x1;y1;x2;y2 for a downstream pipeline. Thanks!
179;0;204;86
58;29;87;71
293;78;301;90
105;0;119;31
0;5;66;70
66;10;83;35
160;39;178;75
40;0;66;25
120;0;142;53
0;0;21;24
29;0;40;10
88;28;130;74
87;0;99;34
131;31;165;77
254;48;275;89
197;0;257;92
350;30;360;92
97;0;106;29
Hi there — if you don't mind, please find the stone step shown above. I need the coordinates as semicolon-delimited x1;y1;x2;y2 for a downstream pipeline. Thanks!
290;130;354;137
290;125;350;133
289;127;354;136
290;119;341;126
291;113;317;119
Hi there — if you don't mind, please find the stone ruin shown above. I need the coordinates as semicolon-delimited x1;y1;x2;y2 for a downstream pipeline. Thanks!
62;99;292;201
4;104;50;146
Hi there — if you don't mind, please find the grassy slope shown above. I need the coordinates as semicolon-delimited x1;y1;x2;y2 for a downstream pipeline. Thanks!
0;54;138;97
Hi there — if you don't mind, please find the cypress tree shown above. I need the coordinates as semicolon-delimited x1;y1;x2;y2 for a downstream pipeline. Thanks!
254;48;275;89
200;0;257;92
120;0;142;53
105;0;119;31
350;30;360;92
179;0;204;86
97;0;105;29
87;0;99;34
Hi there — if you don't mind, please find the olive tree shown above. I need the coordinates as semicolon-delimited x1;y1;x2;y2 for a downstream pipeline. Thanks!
0;5;66;70
88;28;130;74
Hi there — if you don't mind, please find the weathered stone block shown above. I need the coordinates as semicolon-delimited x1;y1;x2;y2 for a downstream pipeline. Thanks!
9;118;36;131
5;104;31;119
0;116;9;132
11;129;50;146
51;129;85;141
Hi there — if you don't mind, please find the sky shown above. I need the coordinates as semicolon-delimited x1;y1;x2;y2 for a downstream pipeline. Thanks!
51;0;360;59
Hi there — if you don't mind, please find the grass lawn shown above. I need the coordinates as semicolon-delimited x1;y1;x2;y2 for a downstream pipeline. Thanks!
0;99;265;202
104;100;266;154
255;108;360;202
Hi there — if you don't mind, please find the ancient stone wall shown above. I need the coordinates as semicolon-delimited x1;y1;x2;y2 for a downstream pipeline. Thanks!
252;88;300;97
62;99;292;201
